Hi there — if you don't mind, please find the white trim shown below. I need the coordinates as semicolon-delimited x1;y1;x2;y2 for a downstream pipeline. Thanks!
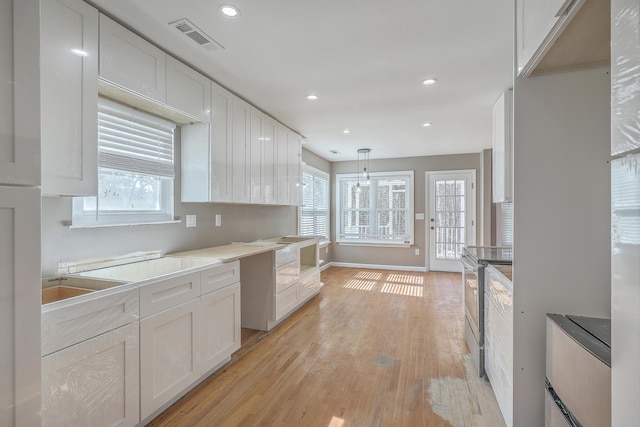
337;242;411;248
328;262;427;272
335;170;415;245
320;262;333;272
425;169;476;272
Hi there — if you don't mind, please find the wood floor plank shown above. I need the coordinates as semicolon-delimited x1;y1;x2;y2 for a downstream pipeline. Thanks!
146;267;505;427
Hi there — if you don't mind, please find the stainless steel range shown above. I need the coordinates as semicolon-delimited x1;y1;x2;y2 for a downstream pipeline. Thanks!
461;246;512;377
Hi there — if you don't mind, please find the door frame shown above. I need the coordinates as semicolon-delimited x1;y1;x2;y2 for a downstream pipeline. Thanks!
425;170;477;272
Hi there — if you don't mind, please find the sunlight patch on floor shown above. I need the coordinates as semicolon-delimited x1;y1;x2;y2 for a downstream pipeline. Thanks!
381;282;424;297
387;273;425;285
328;416;345;426
343;279;376;291
354;271;383;280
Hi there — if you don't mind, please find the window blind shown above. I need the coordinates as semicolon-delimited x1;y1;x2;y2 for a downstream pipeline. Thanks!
98;97;176;178
299;166;329;239
499;202;514;246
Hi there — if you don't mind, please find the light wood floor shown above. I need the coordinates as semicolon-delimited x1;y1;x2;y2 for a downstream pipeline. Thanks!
147;267;505;427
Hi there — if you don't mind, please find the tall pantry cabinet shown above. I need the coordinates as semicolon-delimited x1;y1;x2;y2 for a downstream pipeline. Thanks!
610;1;640;424
0;0;42;426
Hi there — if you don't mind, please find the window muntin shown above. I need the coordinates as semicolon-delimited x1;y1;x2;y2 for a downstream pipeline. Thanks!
299;165;330;241
337;171;414;245
73;98;176;226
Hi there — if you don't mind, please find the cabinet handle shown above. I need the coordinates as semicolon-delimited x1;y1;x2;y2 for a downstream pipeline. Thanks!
555;0;577;17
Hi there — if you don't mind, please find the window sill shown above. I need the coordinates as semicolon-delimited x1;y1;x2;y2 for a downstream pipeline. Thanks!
319;240;331;248
66;219;182;229
337;241;412;248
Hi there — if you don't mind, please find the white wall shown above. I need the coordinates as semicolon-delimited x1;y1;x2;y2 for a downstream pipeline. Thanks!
512;67;611;426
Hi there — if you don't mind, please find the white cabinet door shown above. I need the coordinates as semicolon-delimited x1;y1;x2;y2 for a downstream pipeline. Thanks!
275;283;299;322
99;14;166;102
276;124;290;205
41;0;98;196
42;323;140;427
166;56;211;122
0;186;40;427
250;108;265;204
516;0;585;76
140;299;201;420
209;82;233;202
250;108;278;205
201;283;241;373
232;96;251;203
0;0;40;187
288;131;303;206
299;269;321;302
492;90;512;203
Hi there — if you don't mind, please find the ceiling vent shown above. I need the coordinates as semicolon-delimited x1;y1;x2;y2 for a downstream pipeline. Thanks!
169;18;224;51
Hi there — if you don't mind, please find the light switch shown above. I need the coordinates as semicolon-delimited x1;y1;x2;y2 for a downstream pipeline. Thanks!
415;213;425;220
215;214;222;227
186;215;197;228
415;248;420;255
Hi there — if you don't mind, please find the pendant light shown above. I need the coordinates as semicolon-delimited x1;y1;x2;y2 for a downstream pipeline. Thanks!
356;148;371;192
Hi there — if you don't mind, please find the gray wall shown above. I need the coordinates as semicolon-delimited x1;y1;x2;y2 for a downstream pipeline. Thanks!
330;153;482;269
41;127;297;276
512;67;611;426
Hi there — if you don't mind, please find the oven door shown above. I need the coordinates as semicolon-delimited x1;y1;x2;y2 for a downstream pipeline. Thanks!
461;253;482;342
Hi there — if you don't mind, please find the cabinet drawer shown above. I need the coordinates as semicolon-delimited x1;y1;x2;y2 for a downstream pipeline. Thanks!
201;261;240;295
275;261;299;293
546;318;611;426
485;270;513;328
275;245;298;267
275;283;298;321
42;287;138;356
139;272;200;318
42;322;139;427
299;269;321;302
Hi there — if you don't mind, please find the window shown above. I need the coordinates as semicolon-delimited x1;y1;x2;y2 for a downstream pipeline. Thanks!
299;165;330;242
72;98;176;226
336;171;414;245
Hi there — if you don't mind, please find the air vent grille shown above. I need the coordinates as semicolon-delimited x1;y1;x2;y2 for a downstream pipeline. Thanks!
169;18;224;51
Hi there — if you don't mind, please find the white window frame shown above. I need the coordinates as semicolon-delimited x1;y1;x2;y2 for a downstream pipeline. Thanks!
336;170;414;246
72;98;177;227
298;165;330;243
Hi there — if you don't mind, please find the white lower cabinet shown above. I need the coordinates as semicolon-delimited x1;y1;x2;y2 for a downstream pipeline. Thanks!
140;298;202;420
42;322;140;427
201;282;241;372
299;270;322;302
275;283;299;322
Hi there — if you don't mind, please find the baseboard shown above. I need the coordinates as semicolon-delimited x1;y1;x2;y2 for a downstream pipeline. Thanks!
325;262;427;272
320;262;333;272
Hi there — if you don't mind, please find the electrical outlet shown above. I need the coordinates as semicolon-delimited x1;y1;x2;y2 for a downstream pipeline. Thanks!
415;248;420;255
186;215;196;228
215;214;222;227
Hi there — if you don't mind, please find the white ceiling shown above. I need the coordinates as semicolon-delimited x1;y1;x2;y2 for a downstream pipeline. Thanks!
89;0;515;162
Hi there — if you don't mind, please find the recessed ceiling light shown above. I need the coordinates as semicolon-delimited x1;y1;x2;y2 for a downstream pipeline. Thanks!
71;48;89;57
329;150;341;154
343;129;351;134
306;94;319;101
422;122;432;127
422;78;438;85
220;5;239;18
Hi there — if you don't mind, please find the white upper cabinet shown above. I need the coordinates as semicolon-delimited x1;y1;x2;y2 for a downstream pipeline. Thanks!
516;0;585;76
41;0;98;196
276;124;290;206
492;90;513;203
250;107;277;205
209;83;233;202
232;96;251;203
166;56;211;122
99;14;166;103
181;82;233;203
0;0;40;187
288;131;303;206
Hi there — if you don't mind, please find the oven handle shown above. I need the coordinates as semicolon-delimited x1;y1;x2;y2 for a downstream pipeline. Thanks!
460;253;478;271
